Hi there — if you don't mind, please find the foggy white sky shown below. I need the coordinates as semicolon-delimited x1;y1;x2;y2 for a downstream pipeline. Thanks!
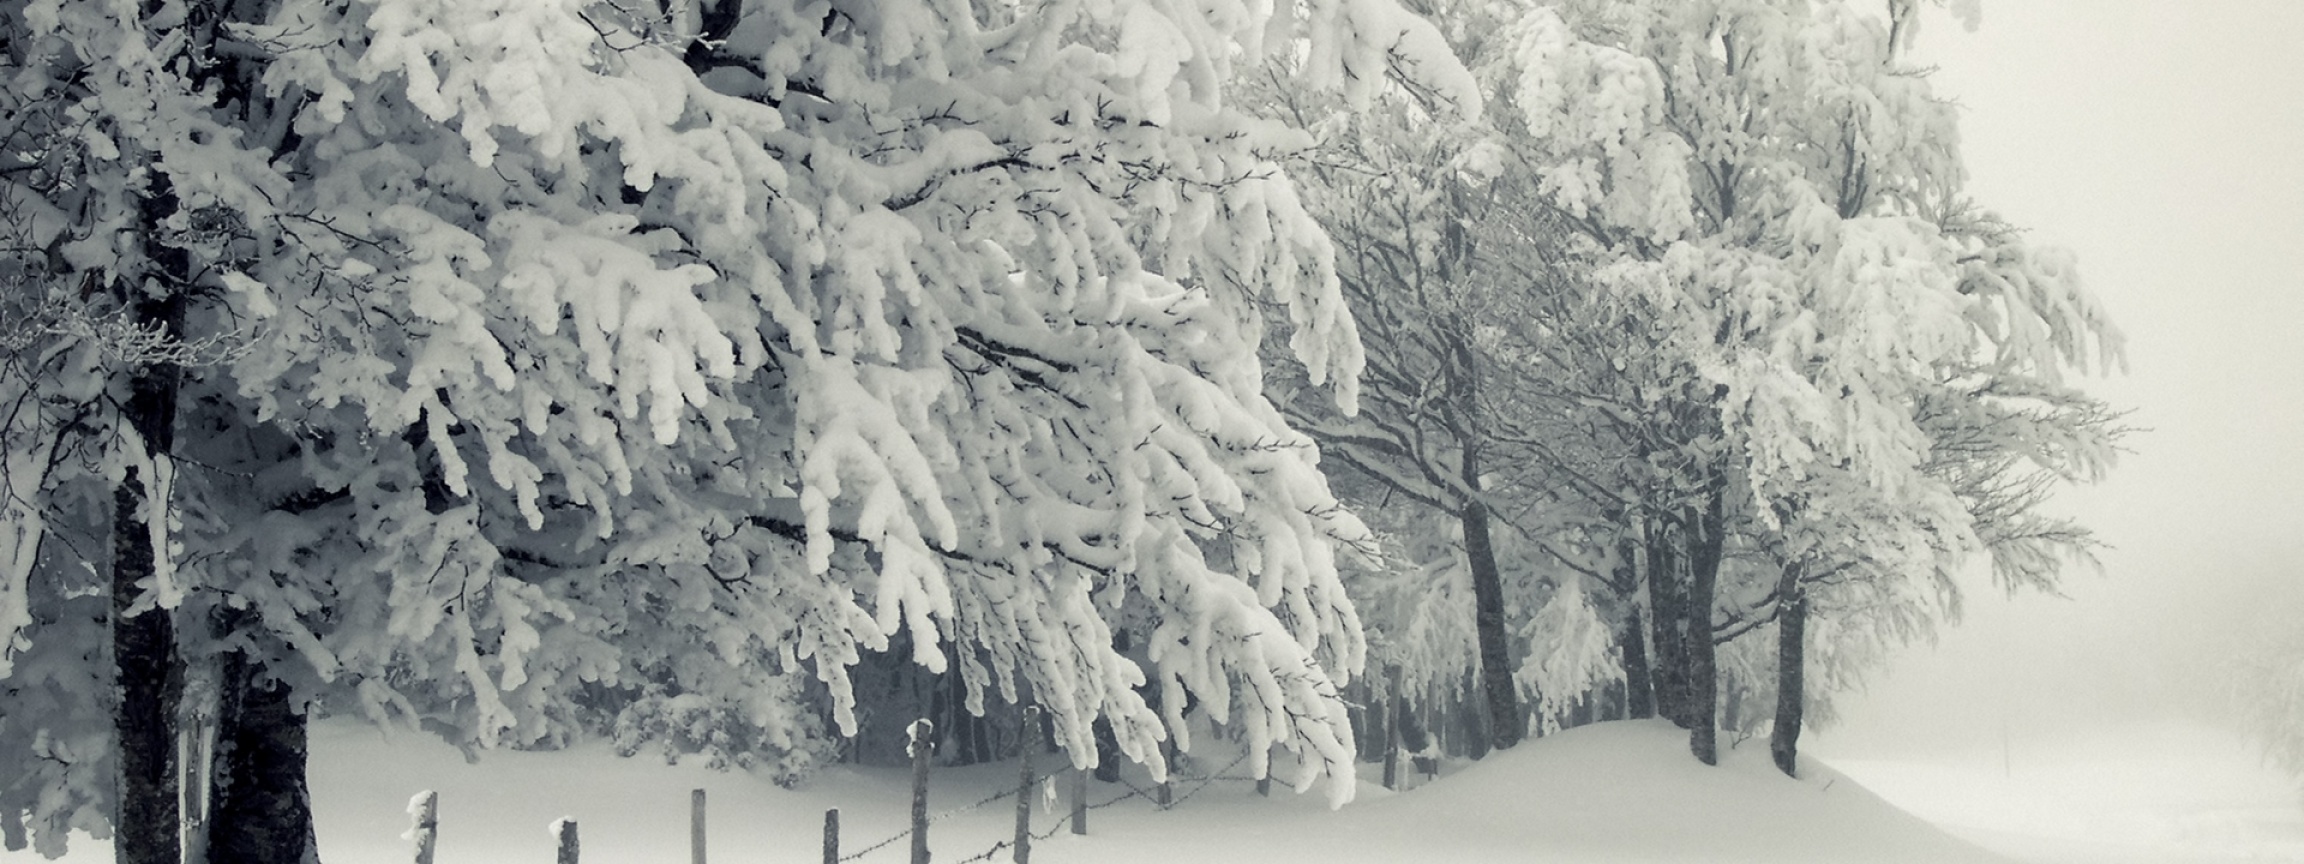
1823;0;2304;754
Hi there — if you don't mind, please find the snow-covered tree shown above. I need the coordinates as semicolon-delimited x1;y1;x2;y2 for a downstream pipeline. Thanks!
1259;110;1541;749
204;0;1479;812
1255;14;1641;749
1468;0;2124;766
2224;592;2304;785
1256;0;2123;779
1;1;295;858
243;0;1474;797
4;0;1489;855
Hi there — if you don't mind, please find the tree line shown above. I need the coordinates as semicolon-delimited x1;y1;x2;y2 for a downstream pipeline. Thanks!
0;1;2121;862
1272;0;2123;773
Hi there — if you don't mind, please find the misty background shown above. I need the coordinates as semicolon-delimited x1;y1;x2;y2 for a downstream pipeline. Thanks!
1819;0;2304;761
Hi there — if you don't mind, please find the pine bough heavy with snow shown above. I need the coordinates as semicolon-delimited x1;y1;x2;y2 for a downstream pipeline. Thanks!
0;0;1481;858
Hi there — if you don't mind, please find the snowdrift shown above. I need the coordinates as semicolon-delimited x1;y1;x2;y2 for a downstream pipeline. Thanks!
1;719;2007;864
1295;719;2011;863
1828;720;2304;864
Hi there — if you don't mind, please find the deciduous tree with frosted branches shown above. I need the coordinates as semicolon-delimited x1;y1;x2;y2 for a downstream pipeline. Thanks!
1475;0;2123;768
3;0;1486;855
1276;0;2125;772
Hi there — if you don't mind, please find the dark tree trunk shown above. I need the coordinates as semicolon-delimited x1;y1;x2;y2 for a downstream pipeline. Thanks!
972;708;991;767
1644;523;1694;729
1090;718;1121;783
1094;630;1131;781
1684;490;1726;767
113;187;188;864
205;650;318;864
1382;665;1401;789
1456;666;1489;761
1461;500;1522;751
1771;582;1808;778
111;486;181;864
1620;607;1654;721
1352;677;1384;763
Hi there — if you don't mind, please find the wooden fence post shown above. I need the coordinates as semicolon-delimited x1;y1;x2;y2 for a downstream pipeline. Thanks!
822;808;839;864
1012;707;1036;863
410;790;439;864
910;718;934;864
1069;768;1087;836
691;789;706;864
553;818;579;864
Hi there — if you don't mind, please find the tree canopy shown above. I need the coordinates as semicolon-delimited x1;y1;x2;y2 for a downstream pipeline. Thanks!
0;0;2130;859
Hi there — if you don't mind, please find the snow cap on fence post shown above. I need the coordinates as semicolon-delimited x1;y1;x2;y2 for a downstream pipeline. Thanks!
550;817;578;864
911;718;934;864
407;791;439;864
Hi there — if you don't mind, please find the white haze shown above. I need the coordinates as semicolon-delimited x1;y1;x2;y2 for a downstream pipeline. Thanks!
1813;0;2304;846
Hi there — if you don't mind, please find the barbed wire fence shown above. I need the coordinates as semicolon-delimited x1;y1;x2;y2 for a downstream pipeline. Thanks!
940;749;1256;864
832;729;1257;864
402;714;1283;864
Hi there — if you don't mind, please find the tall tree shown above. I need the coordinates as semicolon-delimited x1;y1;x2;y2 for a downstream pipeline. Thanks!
3;1;293;859
5;0;1490;857
1259;23;1636;749
2224;590;2304;786
1472;0;2123;765
195;0;1481;813
1267;124;1542;750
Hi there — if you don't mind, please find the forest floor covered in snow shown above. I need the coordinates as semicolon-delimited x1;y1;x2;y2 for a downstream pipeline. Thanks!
7;717;2300;863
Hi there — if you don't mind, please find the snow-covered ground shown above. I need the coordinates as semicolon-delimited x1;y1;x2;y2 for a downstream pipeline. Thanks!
8;717;2298;863
279;717;2015;864
1823;720;2304;864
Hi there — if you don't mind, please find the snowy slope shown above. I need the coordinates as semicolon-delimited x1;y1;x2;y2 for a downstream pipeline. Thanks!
1201;719;2013;864
1828;720;2304;864
2;718;2015;864
302;717;2015;864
